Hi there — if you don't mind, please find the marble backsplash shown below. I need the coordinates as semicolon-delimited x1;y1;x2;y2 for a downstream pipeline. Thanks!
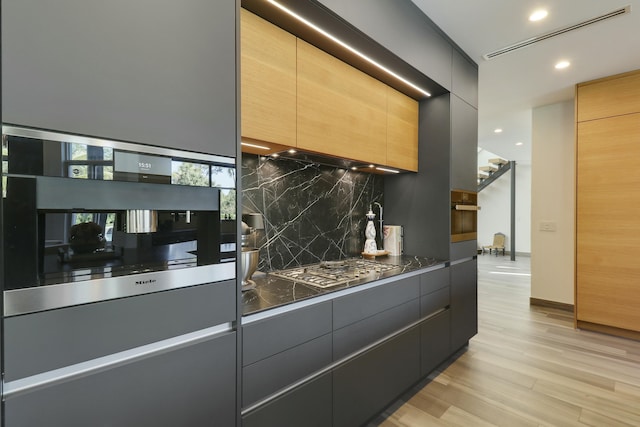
242;154;384;272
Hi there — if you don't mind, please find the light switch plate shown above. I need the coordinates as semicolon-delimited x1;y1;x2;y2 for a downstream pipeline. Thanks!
539;221;557;232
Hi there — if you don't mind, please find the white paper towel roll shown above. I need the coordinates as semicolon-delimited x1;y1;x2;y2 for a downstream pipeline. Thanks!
383;225;403;255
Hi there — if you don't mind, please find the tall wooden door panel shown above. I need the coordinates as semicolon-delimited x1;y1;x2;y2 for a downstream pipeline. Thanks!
241;9;297;147
576;113;640;332
297;40;387;165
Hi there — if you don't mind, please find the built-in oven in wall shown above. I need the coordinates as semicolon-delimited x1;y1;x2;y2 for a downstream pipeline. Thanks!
1;126;236;317
451;189;478;243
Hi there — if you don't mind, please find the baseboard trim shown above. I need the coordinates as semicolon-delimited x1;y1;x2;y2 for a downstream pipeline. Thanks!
477;251;531;257
576;320;640;341
529;297;574;313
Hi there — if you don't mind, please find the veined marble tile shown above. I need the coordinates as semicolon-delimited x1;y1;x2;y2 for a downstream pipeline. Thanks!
242;154;384;271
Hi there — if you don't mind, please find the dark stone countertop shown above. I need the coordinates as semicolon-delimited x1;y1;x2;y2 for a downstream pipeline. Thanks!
242;255;447;316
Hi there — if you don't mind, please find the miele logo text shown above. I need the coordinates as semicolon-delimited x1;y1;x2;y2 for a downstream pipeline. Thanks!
135;279;157;285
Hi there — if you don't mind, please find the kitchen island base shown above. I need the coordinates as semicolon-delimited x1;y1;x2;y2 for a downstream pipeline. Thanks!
240;261;476;426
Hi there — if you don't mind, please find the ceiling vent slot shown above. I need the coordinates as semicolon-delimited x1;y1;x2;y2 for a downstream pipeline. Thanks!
483;5;631;60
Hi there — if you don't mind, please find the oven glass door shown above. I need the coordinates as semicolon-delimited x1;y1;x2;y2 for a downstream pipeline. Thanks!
1;126;237;315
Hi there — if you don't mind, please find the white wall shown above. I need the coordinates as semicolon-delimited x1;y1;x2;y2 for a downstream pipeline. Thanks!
531;100;575;305
477;151;531;255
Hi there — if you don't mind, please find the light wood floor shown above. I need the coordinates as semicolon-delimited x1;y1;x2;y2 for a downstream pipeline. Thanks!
371;255;640;426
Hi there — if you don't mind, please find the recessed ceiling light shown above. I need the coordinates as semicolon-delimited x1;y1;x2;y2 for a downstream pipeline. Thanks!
267;0;431;97
529;10;548;22
287;149;297;154
351;166;357;170
494;128;503;133
515;142;524;146
369;164;375;168
271;153;279;158
555;60;570;69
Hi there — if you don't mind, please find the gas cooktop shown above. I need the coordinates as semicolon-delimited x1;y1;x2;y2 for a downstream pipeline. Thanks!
270;258;401;289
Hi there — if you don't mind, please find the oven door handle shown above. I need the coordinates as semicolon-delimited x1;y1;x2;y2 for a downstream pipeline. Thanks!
454;204;480;211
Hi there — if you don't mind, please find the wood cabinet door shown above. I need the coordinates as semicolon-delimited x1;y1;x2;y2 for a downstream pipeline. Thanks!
297;40;387;165
386;87;419;171
241;9;297;147
576;113;640;332
577;70;640;122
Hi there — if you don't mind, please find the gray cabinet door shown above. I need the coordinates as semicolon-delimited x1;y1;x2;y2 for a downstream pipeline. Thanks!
333;327;421;427
451;240;478;261
452;50;479;108
450;259;478;350
2;0;237;157
3;332;237;427
421;310;451;376
242;372;332;427
450;95;478;192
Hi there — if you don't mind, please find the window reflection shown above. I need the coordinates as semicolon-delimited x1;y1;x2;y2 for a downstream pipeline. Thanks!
220;189;236;220
171;161;210;186
212;166;235;188
66;143;113;180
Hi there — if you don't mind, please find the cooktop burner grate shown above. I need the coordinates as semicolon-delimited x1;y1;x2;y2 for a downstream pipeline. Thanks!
270;258;401;288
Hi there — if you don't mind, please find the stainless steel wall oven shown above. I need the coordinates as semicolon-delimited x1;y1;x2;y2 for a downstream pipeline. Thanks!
1;126;236;316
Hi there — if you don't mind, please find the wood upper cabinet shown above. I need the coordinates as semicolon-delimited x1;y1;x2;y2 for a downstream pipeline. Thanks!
297;39;388;166
241;11;420;170
386;87;419;171
577;70;640;123
241;9;297;147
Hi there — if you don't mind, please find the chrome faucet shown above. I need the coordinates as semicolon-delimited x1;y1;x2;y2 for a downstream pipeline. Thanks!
373;202;383;249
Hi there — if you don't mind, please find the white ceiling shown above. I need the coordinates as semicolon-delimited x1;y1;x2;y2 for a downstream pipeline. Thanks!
410;0;640;165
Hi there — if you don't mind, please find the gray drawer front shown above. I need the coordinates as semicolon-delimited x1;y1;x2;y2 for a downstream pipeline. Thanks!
243;373;332;427
4;332;236;427
333;275;420;329
243;301;332;366
333;299;419;360
421;310;451;376
4;280;235;381
420;267;450;295
333;326;421;427
243;333;332;407
420;287;450;317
